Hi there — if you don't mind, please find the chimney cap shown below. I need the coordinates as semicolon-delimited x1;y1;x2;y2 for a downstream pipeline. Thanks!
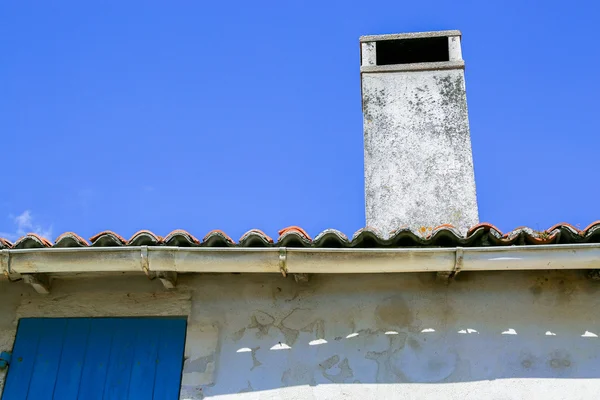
360;30;461;43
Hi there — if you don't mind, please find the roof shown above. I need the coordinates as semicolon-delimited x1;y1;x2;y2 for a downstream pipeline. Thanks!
2;222;600;250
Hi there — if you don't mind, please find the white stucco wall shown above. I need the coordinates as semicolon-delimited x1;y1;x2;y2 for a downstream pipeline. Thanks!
1;270;599;399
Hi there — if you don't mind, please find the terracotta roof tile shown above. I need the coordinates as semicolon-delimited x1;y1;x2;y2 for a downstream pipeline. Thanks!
90;231;127;244
583;220;600;233
203;230;235;247
13;233;53;249
55;232;90;247
1;222;600;250
278;226;311;240
351;227;383;241
239;229;274;247
546;222;578;233
128;230;163;246
0;237;13;249
163;229;201;246
467;223;502;235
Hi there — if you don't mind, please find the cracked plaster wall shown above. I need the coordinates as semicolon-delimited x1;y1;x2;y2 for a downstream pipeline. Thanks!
1;270;600;399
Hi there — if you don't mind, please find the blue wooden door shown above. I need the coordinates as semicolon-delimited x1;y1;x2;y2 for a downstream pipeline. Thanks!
2;317;187;400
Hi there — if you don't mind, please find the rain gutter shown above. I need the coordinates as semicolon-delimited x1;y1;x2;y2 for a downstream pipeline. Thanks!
2;243;599;277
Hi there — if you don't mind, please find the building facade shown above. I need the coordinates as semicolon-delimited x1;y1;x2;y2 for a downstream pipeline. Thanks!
1;30;599;399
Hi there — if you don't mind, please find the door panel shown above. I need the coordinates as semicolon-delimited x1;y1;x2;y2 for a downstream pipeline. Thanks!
2;317;186;400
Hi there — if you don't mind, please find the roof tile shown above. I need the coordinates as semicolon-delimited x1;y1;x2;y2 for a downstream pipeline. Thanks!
163;230;200;247
203;230;235;247
2;222;600;250
13;233;53;249
238;229;274;247
55;232;90;247
89;231;127;247
278;226;311;241
128;230;163;246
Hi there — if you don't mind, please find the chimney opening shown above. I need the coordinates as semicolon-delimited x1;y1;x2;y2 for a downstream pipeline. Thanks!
375;37;449;65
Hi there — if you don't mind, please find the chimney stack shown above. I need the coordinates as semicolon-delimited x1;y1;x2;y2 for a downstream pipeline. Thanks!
361;30;478;235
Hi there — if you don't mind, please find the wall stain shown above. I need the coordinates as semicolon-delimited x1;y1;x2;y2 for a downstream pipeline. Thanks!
248;311;274;337
238;381;253;393
407;337;421;350
277;325;299;347
549;350;572;369
277;308;323;346
375;296;413;329
319;355;340;370
318;355;354;383
301;319;325;339
529;284;543;296
250;346;262;371
281;364;316;386
186;354;214;374
530;273;577;305
365;333;408;383
231;327;246;342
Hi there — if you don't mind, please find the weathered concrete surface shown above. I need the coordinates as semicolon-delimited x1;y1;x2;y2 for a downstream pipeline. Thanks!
1;271;600;399
362;52;478;235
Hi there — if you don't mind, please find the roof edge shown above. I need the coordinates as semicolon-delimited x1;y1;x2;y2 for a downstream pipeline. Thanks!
3;243;599;279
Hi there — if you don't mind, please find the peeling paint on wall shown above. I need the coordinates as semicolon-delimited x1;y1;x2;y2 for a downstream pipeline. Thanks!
0;271;599;399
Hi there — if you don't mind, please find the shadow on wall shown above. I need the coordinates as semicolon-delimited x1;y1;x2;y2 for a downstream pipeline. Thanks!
183;270;600;397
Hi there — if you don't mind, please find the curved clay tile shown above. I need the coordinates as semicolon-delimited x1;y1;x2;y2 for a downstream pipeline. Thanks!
351;227;394;248
202;230;235;246
0;237;13;249
278;226;311;241
386;229;425;246
546;222;579;234
582;220;600;235
313;229;349;242
430;224;461;236
504;226;532;239
277;226;313;247
89;231;127;247
127;230;163;246
163;229;200;245
387;226;409;238
13;233;53;249
467;223;503;236
427;225;466;245
351;226;383;242
238;229;274;246
312;229;350;248
4;222;598;248
54;232;90;247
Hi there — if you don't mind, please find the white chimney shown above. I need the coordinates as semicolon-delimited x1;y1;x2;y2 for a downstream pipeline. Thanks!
360;30;478;235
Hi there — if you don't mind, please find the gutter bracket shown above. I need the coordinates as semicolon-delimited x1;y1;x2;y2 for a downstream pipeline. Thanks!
23;274;51;294
279;247;288;277
0;250;20;281
453;247;464;278
437;247;464;283
0;250;11;279
157;271;177;289
140;246;156;279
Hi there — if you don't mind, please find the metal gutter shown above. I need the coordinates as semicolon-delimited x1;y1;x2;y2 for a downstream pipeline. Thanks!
3;243;600;276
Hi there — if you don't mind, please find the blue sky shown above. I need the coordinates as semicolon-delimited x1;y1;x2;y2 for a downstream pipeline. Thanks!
1;1;599;242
